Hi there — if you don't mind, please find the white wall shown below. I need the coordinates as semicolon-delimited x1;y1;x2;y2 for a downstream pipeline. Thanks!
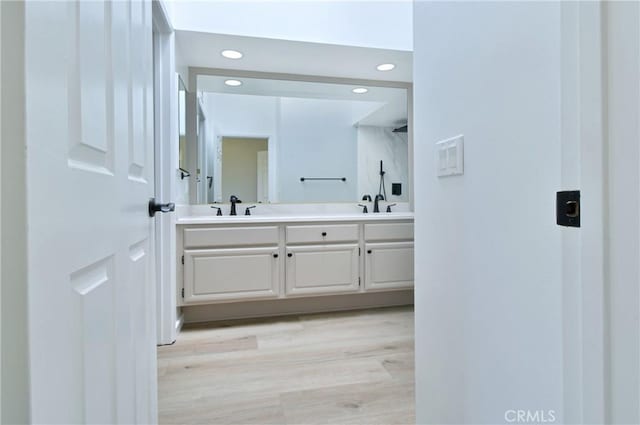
357;126;408;202
175;73;189;205
167;0;412;51
212;126;222;203
174;63;190;205
277;98;358;203
205;115;216;203
606;3;640;423
204;93;370;203
413;2;564;423
206;93;279;137
204;93;279;202
196;95;208;203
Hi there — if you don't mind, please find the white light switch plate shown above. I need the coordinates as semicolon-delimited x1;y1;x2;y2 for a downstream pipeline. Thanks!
436;135;464;177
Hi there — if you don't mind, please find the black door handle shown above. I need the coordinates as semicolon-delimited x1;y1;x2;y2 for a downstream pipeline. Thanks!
148;198;175;217
367;250;372;254
321;232;327;237
273;253;279;258
287;253;293;257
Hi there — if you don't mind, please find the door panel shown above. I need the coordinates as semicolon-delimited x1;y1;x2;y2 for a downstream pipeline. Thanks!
365;242;414;290
70;256;116;424
183;247;280;303
25;0;157;423
68;1;112;174
286;244;360;296
129;0;148;182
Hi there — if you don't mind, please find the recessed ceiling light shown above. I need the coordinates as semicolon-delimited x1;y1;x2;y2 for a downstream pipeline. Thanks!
224;79;243;87
352;87;368;94
376;63;396;71
221;50;243;59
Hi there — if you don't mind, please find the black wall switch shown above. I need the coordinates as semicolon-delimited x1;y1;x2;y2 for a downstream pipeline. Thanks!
392;183;402;196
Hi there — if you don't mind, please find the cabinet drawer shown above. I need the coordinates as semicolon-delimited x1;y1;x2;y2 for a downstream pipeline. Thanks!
183;226;279;248
286;224;359;244
364;222;414;241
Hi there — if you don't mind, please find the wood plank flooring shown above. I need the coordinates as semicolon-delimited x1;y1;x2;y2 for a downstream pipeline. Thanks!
157;306;415;425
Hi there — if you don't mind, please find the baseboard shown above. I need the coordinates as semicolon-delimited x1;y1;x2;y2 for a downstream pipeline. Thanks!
182;290;414;324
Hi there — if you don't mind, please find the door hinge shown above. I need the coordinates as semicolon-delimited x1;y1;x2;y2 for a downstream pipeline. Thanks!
359;247;361;256
181;288;185;298
359;277;361;287
181;255;184;265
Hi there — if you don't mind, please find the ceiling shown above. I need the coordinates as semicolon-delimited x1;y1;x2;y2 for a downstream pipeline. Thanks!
168;0;412;52
197;74;407;102
176;31;413;83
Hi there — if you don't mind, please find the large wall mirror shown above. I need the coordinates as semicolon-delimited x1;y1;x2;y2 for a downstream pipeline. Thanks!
188;70;411;205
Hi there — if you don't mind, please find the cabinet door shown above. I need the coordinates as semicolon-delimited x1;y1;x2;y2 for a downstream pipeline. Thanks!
183;247;280;304
286;244;360;296
365;242;414;291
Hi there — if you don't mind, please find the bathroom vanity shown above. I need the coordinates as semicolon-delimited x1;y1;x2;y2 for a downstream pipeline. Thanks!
168;68;414;327
176;209;414;320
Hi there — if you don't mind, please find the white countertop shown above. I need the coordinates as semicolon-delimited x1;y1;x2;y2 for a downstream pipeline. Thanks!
176;202;413;225
176;212;414;225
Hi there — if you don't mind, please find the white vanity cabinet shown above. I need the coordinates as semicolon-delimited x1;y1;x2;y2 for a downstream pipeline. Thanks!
285;224;360;296
177;218;414;306
180;225;281;304
364;223;415;291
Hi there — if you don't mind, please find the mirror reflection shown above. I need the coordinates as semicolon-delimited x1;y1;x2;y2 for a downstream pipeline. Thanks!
193;74;409;204
177;76;187;171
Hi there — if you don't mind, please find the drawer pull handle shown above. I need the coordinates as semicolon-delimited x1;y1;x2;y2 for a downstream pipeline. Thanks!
321;232;327;237
273;253;278;258
287;253;293;257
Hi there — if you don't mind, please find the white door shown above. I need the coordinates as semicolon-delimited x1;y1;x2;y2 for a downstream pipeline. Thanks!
25;1;157;423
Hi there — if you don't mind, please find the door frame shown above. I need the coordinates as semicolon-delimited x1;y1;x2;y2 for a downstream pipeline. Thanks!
257;150;268;203
152;0;179;345
196;98;207;203
216;134;273;203
601;2;640;423
560;2;606;423
0;1;29;422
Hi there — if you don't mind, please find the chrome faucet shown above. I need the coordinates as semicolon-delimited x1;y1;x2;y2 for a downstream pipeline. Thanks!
229;195;242;216
373;194;384;213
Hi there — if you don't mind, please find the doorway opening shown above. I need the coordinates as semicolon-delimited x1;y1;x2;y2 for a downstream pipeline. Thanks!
215;136;269;204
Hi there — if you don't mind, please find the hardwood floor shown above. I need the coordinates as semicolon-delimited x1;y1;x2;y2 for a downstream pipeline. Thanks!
157;306;415;425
